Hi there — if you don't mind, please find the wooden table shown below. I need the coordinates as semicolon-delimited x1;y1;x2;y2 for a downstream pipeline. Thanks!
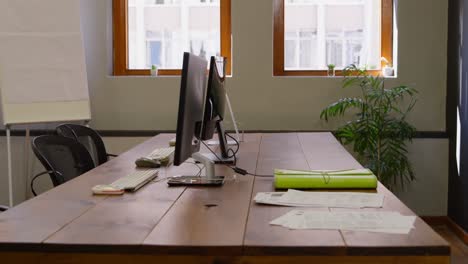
0;133;450;264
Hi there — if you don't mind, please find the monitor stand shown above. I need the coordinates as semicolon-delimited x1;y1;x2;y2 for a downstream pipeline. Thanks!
203;120;235;164
207;140;237;146
202;153;235;164
167;152;225;186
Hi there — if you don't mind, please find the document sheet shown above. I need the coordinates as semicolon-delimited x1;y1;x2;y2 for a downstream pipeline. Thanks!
270;210;416;234
254;189;384;208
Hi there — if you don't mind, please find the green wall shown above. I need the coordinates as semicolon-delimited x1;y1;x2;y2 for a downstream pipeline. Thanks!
82;0;448;132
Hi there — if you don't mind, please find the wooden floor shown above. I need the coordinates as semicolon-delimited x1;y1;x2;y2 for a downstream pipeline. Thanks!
431;225;468;264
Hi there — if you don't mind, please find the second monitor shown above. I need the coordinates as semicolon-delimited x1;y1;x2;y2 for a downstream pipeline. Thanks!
200;56;234;164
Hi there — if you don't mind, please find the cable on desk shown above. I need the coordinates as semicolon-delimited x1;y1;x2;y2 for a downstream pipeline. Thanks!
201;138;273;178
225;132;240;157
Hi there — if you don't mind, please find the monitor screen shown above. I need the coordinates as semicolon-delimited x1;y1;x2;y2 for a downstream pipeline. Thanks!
174;52;208;166
209;56;227;120
201;56;227;141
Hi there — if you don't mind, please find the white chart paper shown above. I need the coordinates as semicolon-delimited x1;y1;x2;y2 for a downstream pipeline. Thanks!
0;0;91;125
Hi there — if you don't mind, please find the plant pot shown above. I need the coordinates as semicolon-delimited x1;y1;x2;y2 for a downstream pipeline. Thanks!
327;68;335;77
382;66;394;77
150;68;158;76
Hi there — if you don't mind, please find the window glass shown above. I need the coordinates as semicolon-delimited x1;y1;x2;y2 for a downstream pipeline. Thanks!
128;0;221;69
284;0;381;70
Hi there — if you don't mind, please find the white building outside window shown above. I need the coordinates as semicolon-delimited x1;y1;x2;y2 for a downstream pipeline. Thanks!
285;0;381;70
128;0;220;69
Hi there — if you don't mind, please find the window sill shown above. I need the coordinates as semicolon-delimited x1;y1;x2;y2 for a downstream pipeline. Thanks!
273;69;397;78
113;69;182;76
272;75;398;79
113;68;233;77
108;75;181;79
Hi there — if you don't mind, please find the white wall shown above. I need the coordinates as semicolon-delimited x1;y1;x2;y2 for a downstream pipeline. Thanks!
0;0;450;216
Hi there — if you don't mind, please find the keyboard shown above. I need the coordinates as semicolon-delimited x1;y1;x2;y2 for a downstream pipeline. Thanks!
110;169;159;192
146;147;175;166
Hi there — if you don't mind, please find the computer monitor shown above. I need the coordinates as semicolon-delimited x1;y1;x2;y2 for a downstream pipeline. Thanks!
173;52;207;166
172;52;225;185
200;56;233;163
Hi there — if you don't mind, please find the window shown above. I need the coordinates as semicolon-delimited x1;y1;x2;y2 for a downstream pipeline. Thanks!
274;0;394;76
113;0;231;76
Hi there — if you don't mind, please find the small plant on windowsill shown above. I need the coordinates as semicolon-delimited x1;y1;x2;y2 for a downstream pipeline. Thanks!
150;65;158;76
381;57;394;77
327;64;336;77
320;65;418;190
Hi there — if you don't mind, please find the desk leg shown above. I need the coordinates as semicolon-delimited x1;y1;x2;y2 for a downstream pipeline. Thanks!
24;126;31;199
6;126;13;207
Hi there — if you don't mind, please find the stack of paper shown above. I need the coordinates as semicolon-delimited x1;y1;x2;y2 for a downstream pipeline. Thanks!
270;210;416;234
254;189;384;208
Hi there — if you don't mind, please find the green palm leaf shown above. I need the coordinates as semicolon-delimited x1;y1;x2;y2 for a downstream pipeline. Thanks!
320;98;365;121
320;65;417;190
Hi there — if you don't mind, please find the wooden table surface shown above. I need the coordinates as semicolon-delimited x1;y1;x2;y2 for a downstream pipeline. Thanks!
0;133;450;264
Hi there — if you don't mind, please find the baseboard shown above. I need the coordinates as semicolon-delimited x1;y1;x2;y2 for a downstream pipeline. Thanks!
421;216;468;245
0;129;449;139
421;216;449;226
447;217;468;245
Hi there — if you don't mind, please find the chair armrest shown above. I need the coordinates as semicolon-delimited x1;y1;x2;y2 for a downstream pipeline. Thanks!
107;153;118;158
31;171;54;196
0;205;9;212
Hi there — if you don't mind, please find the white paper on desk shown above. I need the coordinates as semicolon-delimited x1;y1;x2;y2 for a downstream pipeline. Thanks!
254;192;320;207
270;210;298;226
255;190;384;208
355;228;413;234
254;192;286;205
270;210;416;234
281;190;384;208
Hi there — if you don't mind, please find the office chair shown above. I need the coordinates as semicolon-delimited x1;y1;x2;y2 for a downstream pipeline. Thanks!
56;124;117;166
0;205;8;212
31;135;95;196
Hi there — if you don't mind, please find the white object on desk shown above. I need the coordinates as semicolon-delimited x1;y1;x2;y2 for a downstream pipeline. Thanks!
254;189;384;208
92;185;125;195
207;139;237;146
270;210;416;234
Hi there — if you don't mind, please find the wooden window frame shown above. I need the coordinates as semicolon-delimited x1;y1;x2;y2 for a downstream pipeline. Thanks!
273;0;394;76
113;0;231;76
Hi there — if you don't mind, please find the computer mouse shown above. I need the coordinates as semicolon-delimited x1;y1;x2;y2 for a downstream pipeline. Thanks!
135;157;161;168
92;185;124;195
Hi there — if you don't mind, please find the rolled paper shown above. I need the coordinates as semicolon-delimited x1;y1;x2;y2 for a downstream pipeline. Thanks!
274;169;378;189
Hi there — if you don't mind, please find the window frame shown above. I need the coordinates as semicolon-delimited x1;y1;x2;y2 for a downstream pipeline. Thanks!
113;0;232;76
273;0;394;76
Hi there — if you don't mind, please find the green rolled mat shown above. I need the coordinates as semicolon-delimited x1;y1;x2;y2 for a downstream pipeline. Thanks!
274;169;378;189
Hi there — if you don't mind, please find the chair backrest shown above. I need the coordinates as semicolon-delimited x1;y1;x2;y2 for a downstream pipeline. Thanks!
32;135;95;187
56;124;108;166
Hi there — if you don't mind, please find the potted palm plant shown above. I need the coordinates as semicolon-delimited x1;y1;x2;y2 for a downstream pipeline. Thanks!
320;65;417;189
